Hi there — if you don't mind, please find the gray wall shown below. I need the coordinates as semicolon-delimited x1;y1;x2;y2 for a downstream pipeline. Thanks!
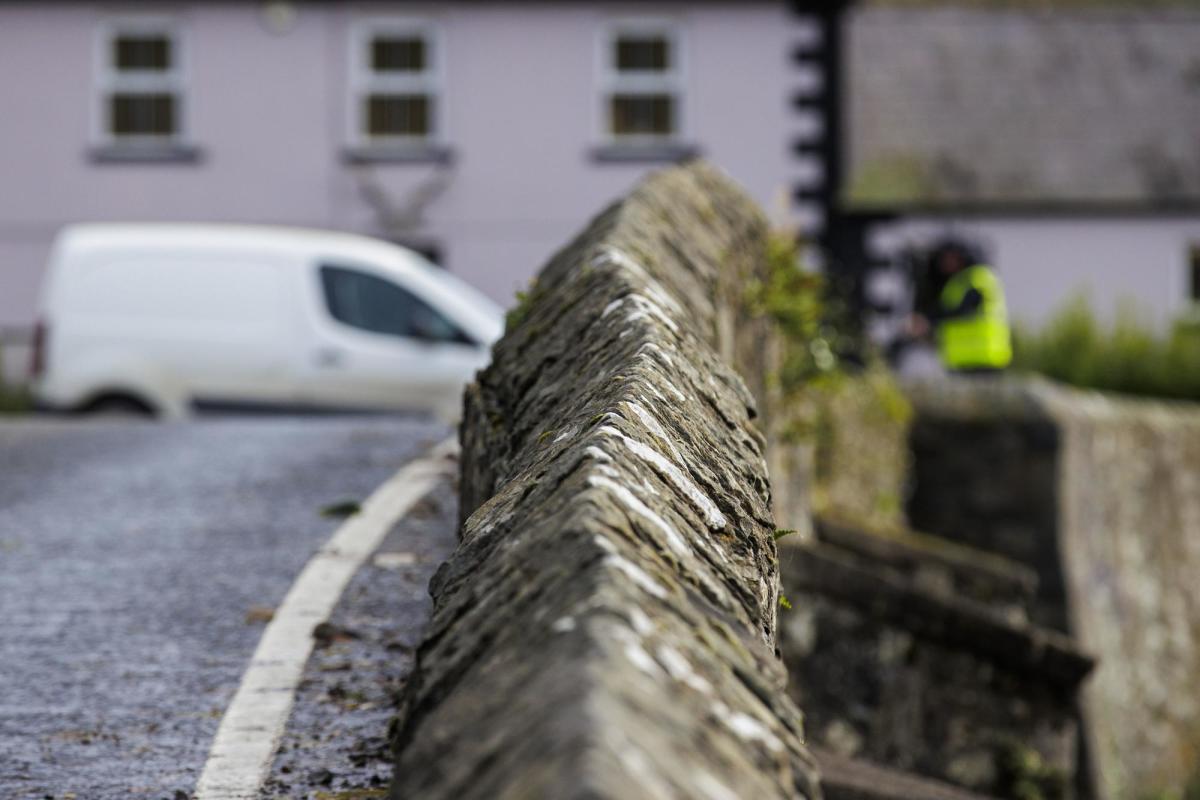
850;5;1200;335
0;1;798;332
847;7;1200;205
906;377;1200;800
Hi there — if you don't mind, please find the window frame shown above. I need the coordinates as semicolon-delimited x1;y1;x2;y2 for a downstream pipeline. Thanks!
596;19;687;149
92;16;190;154
347;17;445;152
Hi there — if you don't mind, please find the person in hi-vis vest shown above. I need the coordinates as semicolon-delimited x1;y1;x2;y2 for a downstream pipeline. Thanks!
909;240;1012;373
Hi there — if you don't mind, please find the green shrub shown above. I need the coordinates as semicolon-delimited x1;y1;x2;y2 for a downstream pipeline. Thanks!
0;350;30;415
0;381;29;414
746;233;912;528
1013;296;1200;401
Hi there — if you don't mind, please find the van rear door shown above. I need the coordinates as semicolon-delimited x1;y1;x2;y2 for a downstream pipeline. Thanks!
296;261;487;414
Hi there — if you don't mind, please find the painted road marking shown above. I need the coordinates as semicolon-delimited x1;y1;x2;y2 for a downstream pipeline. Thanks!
194;437;458;800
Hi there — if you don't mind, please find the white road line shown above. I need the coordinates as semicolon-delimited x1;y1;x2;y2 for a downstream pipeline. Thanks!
194;437;458;800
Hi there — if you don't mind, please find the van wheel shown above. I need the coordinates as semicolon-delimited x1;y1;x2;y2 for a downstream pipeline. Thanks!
82;394;156;418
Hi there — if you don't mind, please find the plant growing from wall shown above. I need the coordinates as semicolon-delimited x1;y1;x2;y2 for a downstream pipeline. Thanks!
995;738;1069;800
505;283;537;333
745;233;845;393
747;232;912;528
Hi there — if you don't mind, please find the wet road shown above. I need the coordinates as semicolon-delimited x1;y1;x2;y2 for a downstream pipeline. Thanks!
0;416;446;799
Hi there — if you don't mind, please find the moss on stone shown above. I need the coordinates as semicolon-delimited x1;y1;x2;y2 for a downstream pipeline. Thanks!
504;278;543;333
845;152;938;206
796;367;913;529
995;738;1069;800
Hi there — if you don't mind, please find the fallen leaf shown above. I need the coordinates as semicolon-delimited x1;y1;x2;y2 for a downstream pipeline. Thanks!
320;500;362;519
245;606;275;624
313;622;360;648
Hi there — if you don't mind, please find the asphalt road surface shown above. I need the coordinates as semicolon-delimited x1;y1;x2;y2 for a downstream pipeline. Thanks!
0;416;448;799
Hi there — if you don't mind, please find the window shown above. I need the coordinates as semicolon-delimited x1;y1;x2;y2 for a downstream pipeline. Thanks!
351;21;441;147
96;20;186;149
601;23;683;144
320;265;472;345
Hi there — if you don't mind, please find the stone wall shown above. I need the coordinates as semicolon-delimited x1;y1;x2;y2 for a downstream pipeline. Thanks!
804;368;912;530
779;518;1091;799
907;380;1066;632
907;376;1200;800
389;163;821;799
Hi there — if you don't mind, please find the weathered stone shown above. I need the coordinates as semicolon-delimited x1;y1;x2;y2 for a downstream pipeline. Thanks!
779;526;1092;799
800;368;914;532
812;515;1038;619
389;163;820;799
906;375;1200;800
906;378;1066;633
815;747;1003;800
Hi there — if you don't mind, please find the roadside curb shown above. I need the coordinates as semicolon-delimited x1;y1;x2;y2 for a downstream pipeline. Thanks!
194;437;457;800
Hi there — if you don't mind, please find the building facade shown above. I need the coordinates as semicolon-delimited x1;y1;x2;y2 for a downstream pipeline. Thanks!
841;5;1200;336
0;1;828;380
9;2;1189;384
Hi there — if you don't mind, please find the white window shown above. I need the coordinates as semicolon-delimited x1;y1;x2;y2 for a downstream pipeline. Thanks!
95;19;186;150
600;22;684;146
350;20;442;149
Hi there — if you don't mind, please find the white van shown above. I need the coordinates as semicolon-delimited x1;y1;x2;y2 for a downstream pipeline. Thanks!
31;224;504;419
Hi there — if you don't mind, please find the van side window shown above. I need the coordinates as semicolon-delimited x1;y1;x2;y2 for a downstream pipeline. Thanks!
319;264;473;344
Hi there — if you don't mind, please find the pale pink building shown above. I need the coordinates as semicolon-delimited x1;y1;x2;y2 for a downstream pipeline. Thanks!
0;1;828;381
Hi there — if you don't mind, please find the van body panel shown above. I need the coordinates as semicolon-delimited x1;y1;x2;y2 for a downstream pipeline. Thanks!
56;251;295;405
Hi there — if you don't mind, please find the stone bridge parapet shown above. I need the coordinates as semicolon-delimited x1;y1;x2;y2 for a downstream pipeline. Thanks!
389;163;821;800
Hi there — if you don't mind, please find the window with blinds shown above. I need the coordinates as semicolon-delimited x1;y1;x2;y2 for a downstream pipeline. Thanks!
602;24;683;143
353;21;440;145
98;22;185;146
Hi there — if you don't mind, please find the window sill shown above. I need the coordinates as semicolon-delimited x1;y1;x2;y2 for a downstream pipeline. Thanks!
88;143;204;164
588;142;702;164
342;144;455;166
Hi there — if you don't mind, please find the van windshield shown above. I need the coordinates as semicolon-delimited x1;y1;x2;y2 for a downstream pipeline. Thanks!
320;264;474;345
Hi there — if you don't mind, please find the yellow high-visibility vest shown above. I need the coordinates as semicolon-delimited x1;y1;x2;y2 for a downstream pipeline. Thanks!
938;264;1013;370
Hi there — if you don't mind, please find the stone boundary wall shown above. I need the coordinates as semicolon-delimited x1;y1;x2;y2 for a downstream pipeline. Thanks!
907;376;1200;800
388;163;821;799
